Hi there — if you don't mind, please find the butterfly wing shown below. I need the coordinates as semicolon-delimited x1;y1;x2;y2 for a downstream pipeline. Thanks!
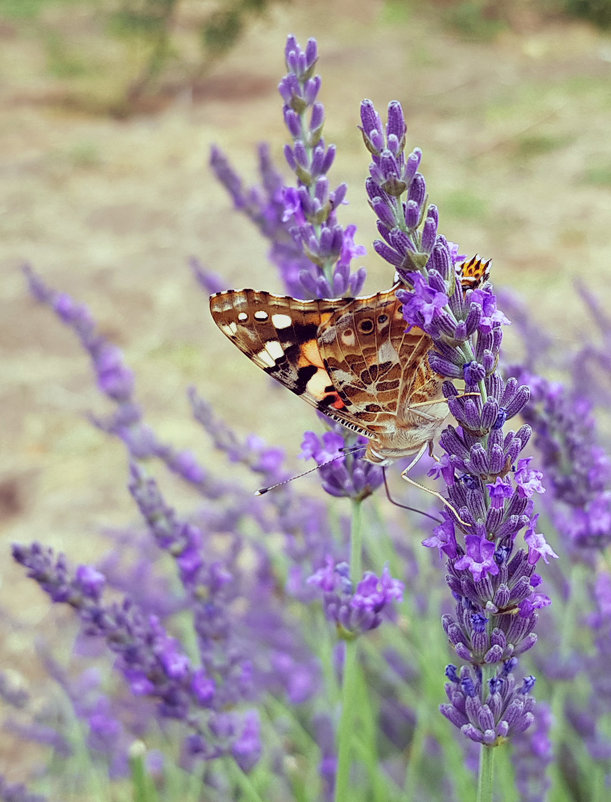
209;289;371;436
316;286;438;436
456;256;491;290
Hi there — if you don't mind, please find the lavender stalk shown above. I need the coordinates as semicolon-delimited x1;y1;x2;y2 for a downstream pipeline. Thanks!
334;499;363;802
360;97;555;798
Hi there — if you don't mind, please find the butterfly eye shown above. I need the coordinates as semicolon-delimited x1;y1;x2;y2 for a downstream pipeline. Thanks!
358;319;374;334
377;314;388;325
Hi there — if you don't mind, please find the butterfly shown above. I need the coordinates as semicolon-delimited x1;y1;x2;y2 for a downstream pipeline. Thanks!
209;257;491;468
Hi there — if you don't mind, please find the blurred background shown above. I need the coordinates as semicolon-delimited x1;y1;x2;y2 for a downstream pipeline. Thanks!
1;0;610;777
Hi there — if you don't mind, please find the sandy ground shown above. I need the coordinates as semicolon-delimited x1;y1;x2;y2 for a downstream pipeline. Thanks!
1;0;610;779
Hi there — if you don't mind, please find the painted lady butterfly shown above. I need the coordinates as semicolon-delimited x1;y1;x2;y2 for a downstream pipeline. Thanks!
209;257;490;467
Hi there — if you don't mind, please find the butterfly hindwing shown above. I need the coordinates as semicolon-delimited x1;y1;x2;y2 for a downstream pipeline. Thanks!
317;287;435;435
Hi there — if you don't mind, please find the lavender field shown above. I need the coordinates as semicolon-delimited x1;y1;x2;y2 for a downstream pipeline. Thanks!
1;2;611;800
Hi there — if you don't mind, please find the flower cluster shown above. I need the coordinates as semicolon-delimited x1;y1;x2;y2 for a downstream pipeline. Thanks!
11;543;220;716
512;368;611;550
441;661;535;745
361;98;553;745
307;557;404;637
212;36;366;299
300;416;384;500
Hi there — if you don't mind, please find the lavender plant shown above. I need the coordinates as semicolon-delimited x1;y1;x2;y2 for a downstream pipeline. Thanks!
356;94;556;798
10;31;610;802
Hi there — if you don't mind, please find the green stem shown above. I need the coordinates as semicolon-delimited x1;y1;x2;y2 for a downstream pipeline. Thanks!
227;761;267;802
476;663;496;802
129;741;159;802
548;562;584;801
334;499;364;802
350;498;363;580
476;744;495;802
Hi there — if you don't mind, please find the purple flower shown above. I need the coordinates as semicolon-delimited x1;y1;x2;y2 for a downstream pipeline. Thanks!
515;458;546;498
397;272;448;328
307;559;403;635
524;515;558;565
24;267;229;500
211;36;366;301
76;565;106;598
360;96;550;750
454;536;499;581
440;664;535;745
231;710;262;772
300;423;383;500
352;565;404;611
487;477;514;508
422;513;458;559
11;541;266;769
12;544;205;716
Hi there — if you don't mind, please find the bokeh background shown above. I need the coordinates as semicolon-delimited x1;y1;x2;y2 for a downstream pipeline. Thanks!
1;0;610;779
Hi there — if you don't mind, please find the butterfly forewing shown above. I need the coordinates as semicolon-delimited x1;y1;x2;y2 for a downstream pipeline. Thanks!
209;289;371;435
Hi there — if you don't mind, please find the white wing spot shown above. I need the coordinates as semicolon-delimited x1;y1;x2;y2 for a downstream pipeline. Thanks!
341;329;356;347
266;340;285;362
237;312;248;322
272;313;292;329
221;322;238;336
255;349;276;368
254;310;269;321
377;341;398;363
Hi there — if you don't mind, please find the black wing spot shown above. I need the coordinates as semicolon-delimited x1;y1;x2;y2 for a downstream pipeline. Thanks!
295;364;318;394
358;319;374;334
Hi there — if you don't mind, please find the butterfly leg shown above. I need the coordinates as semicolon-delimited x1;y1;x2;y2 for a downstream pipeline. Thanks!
382;468;442;523
400;444;470;526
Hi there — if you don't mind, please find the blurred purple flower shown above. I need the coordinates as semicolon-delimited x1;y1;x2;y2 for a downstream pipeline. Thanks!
300;420;383;500
0;777;47;802
513;702;553;802
307;558;403;635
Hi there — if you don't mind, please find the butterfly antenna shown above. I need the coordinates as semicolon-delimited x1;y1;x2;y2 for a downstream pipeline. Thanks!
339;444;368;455
382;468;442;523
255;446;365;496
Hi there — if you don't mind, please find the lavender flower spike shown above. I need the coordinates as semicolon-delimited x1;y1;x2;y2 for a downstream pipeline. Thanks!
276;35;367;299
361;98;552;756
307;557;404;637
212;36;366;300
11;542;260;768
23;265;222;496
